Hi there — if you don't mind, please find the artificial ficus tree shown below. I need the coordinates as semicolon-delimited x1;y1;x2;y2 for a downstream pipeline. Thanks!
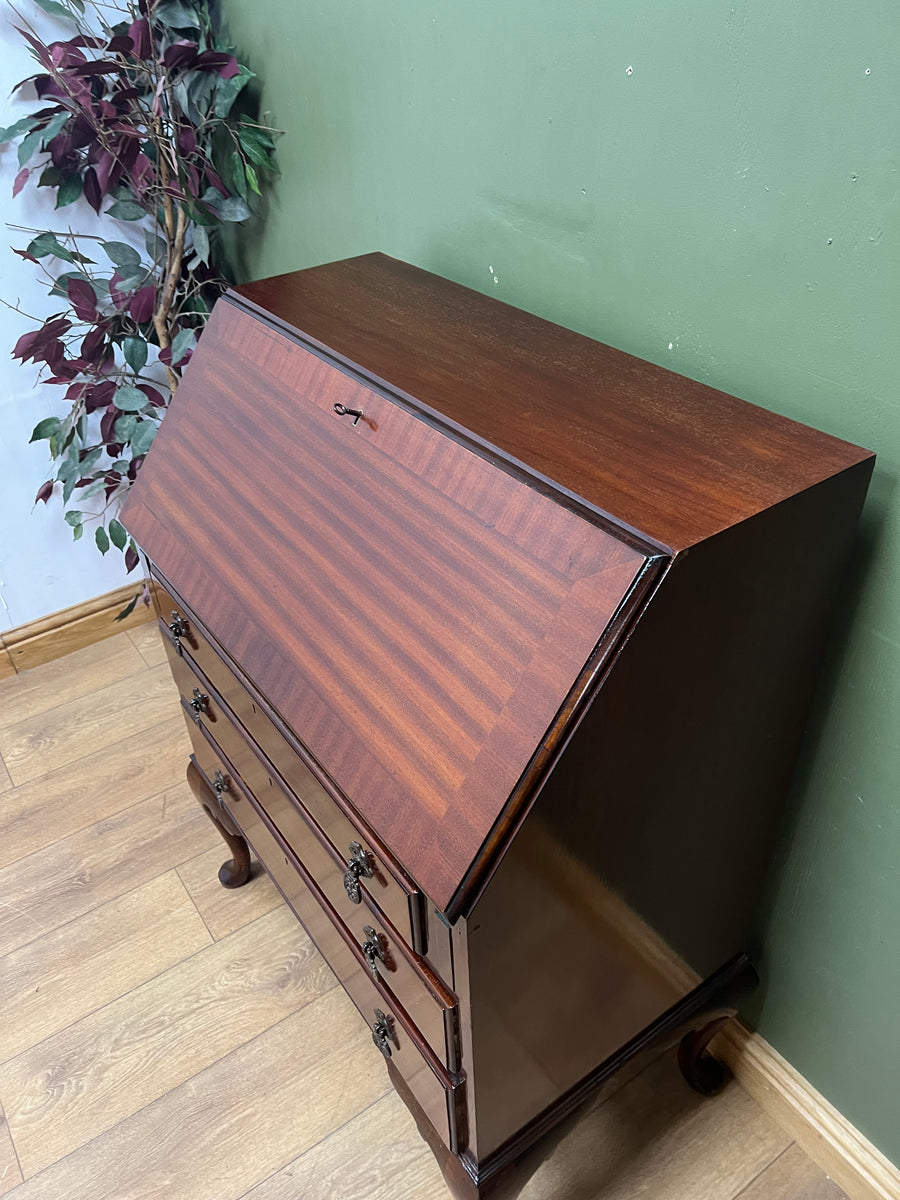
1;0;278;587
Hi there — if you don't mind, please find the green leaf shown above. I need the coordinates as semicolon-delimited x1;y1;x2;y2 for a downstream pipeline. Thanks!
169;327;195;365
27;232;75;263
38;164;61;188
78;480;106;500
244;162;260;195
208;194;252;222
30;417;61;443
34;0;78;19
237;126;275;168
40;111;69;144
154;0;200;28
17;129;44;169
72;521;84;540
55;174;83;208
130;419;157;457
229;150;247;200
108;518;127;550
95;525;110;555
106;199;146;221
144;229;167;264
0;116;38;144
103;241;142;271
114;385;148;412
64;509;83;527
123;336;148;375
213;65;253;119
192;223;209;264
113;413;138;441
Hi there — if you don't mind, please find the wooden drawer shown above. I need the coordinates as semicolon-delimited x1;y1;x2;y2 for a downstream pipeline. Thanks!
155;571;425;950
169;638;461;1071
189;745;465;1154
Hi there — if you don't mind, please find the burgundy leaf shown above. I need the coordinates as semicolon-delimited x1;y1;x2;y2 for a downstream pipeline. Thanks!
157;344;172;365
137;384;166;408
83;165;102;213
128;18;151;59
126;458;141;481
131;152;154;196
100;407;117;443
99;99;117;118
106;33;134;55
67;278;98;321
12;167;29;198
125;543;140;572
49;41;87;68
66;380;90;401
85;380;117;412
13;329;40;360
94;149;115;194
73;59;125;76
48;133;74;170
176;126;195;155
15;26;52;68
80;325;106;361
195;51;240;79
204;164;226;195
130;285;155;324
13;247;39;264
109;271;130;311
35;480;54;505
71;35;105;50
162;40;198;71
34;75;68;102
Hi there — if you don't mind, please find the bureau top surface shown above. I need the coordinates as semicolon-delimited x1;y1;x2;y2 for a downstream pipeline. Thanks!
235;253;872;553
122;296;650;914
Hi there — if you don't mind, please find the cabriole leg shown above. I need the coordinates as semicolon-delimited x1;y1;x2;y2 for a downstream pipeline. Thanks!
186;758;252;888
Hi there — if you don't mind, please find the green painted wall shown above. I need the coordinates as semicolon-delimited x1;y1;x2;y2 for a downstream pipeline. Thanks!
221;0;900;1163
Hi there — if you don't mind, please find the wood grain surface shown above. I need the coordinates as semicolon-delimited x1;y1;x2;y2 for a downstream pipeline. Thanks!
0;662;177;786
0;872;210;1062
0;634;146;731
0;1102;21;1197
0;906;334;1178
0;713;189;871
127;621;169;668
122;301;648;911
236;254;873;552
177;844;281;940
0;785;210;959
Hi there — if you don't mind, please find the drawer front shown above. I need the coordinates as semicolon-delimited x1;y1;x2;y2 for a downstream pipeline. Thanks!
156;574;424;950
189;746;464;1153
168;637;459;1072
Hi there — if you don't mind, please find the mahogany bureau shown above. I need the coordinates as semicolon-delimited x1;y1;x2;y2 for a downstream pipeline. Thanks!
121;253;874;1198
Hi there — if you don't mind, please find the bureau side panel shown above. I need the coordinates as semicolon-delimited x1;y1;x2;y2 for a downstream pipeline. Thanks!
459;458;873;1163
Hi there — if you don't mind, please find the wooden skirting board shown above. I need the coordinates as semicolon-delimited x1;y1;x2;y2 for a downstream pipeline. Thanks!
0;585;895;1199
714;1023;900;1200
0;581;155;679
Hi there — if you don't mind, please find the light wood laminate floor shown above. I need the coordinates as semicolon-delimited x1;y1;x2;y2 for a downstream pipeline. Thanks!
0;626;849;1200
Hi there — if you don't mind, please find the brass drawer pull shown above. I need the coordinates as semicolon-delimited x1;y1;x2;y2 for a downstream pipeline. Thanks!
343;841;373;904
361;925;385;978
168;610;188;656
371;1009;394;1058
188;686;209;720
212;770;229;811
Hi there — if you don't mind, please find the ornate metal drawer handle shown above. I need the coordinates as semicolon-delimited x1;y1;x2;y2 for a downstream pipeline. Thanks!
371;1009;394;1058
361;925;386;978
343;841;374;904
188;686;209;720
332;402;364;425
169;610;188;656
212;770;229;811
